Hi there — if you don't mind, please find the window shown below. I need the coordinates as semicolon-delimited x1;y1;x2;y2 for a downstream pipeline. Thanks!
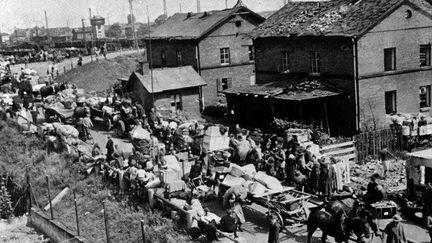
171;94;182;111
280;51;290;73
384;48;396;71
385;90;397;114
420;45;431;67
161;50;167;66
176;51;183;66
311;52;320;74
217;77;232;95
220;48;230;65
248;46;254;61
420;85;431;109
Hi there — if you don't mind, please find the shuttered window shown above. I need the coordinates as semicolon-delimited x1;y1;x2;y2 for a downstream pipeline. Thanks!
420;45;431;67
384;48;396;71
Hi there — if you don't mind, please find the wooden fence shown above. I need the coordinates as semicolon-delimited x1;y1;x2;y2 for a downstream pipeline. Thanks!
320;141;356;163
355;128;403;162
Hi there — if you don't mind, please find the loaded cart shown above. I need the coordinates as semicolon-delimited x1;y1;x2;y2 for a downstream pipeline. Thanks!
219;180;322;228
249;188;321;227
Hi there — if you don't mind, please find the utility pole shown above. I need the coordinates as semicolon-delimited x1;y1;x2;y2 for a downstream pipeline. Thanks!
147;5;155;106
197;0;201;12
179;0;182;12
44;10;50;44
226;0;228;9
89;8;94;49
163;0;167;16
128;0;138;49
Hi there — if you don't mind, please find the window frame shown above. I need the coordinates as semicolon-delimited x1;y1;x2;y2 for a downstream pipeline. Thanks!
220;47;230;65
310;51;320;74
248;45;254;62
161;50;167;66
384;48;396;71
280;51;290;73
420;44;431;67
176;50;183;66
170;94;182;111
217;77;232;96
420;85;431;109
385;90;397;114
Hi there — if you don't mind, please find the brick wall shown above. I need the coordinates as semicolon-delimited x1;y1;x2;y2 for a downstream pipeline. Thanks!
357;4;432;130
145;39;198;69
254;37;355;80
359;70;432;130
357;4;432;76
201;64;255;105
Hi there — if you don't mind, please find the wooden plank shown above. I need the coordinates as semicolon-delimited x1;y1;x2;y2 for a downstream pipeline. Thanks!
320;141;354;151
338;154;356;162
324;147;355;156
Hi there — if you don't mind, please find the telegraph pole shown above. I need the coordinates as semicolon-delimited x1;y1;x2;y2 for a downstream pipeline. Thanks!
163;0;168;16
197;0;201;12
44;10;50;43
128;0;138;49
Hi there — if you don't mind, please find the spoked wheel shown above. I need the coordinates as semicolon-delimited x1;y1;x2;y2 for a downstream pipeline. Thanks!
104;116;112;131
268;209;284;229
115;120;125;138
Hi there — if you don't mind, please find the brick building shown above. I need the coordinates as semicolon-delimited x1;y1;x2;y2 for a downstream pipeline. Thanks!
235;0;432;134
144;1;265;107
124;62;206;115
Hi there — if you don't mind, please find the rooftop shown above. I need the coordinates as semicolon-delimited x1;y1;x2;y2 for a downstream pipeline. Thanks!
251;0;432;38
130;66;207;93
223;79;342;101
148;3;264;40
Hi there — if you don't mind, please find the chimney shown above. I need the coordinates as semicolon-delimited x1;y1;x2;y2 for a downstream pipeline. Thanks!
137;60;150;75
197;0;201;13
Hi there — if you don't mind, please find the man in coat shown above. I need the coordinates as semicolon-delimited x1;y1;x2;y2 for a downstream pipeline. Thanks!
106;135;114;162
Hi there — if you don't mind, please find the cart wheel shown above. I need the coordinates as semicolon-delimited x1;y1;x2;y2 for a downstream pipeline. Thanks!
115;120;125;137
104;117;112;131
269;210;284;229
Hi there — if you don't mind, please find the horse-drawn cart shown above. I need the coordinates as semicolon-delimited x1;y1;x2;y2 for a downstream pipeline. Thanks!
249;188;321;227
42;103;75;124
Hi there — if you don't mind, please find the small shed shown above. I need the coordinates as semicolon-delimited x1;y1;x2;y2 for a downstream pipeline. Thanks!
406;149;432;197
124;65;206;115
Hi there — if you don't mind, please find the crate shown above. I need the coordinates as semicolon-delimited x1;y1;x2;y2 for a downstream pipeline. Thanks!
371;201;397;219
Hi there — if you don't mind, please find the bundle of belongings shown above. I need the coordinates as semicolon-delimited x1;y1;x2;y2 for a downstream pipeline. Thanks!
388;113;432;136
130;126;152;155
221;163;284;197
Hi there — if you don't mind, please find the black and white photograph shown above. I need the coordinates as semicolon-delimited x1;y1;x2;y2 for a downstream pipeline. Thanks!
1;0;432;242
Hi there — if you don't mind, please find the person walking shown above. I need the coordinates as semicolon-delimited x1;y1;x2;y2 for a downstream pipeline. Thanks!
106;135;114;162
380;145;396;178
381;214;407;243
427;214;432;243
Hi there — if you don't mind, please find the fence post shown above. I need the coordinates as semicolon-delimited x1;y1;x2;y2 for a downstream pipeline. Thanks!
26;168;31;214
140;220;146;243
73;191;80;236
45;175;54;219
103;201;110;243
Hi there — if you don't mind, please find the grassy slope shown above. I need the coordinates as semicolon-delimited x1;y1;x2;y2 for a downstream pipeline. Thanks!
56;54;141;93
0;120;189;243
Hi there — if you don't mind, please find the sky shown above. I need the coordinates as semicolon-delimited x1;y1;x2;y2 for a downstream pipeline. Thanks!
0;0;287;33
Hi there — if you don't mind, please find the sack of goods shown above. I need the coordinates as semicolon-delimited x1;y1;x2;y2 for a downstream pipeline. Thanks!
85;97;100;107
254;171;283;192
54;123;79;138
130;126;151;141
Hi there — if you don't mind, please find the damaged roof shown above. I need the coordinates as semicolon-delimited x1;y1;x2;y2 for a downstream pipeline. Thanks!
223;79;342;101
129;66;206;94
147;3;264;40
251;0;432;38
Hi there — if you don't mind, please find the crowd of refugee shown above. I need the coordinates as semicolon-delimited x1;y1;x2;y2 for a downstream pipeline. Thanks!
2;71;432;242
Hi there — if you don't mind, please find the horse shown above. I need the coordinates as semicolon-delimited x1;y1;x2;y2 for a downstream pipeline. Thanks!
309;200;378;242
40;82;69;99
307;210;371;243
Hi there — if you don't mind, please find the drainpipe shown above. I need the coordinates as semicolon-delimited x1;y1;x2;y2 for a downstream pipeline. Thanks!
196;42;204;109
352;36;360;132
